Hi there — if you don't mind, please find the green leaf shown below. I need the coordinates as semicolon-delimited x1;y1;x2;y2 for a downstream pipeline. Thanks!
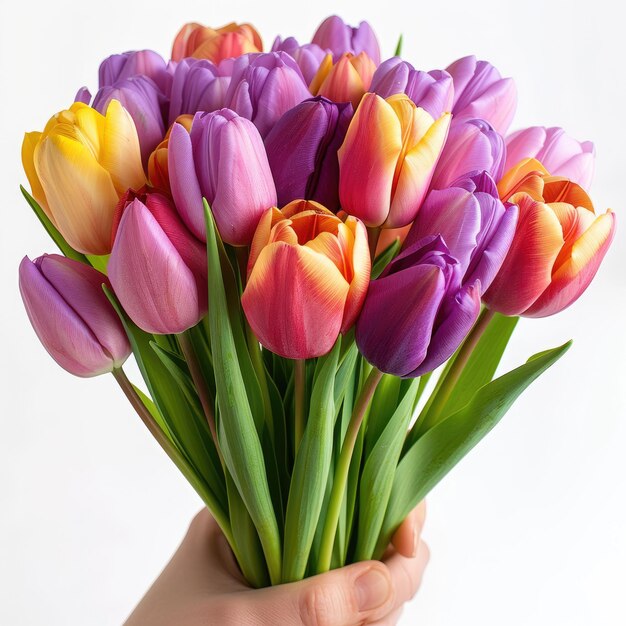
375;341;572;557
204;200;282;585
282;342;340;582
394;34;404;57
372;239;400;279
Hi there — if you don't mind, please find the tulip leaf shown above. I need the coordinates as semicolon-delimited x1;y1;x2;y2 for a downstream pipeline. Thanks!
374;340;572;558
394;34;404;57
372;239;401;279
20;186;88;264
204;200;282;585
282;341;340;582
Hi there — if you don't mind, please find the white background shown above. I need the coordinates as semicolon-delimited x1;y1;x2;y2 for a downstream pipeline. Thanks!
1;0;625;624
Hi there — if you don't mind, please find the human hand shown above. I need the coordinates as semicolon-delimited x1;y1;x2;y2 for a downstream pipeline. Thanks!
124;503;429;626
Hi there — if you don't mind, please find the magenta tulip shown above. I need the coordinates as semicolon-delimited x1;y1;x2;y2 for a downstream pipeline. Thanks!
312;15;381;65
271;37;327;85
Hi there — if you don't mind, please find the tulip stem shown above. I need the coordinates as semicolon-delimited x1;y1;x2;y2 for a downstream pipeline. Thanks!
294;359;307;453
236;246;249;288
367;227;381;262
112;368;233;544
317;367;384;574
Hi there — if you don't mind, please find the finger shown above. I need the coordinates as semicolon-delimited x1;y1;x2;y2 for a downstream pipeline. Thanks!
384;540;430;612
236;560;395;626
368;606;404;625
391;501;426;558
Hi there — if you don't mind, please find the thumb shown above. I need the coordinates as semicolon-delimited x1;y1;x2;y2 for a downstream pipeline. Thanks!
240;561;395;626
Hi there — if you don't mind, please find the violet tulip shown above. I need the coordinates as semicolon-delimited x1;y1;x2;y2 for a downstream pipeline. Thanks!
446;55;517;135
108;191;208;335
168;109;277;246
430;118;505;189
405;172;518;293
271;36;327;85
370;58;454;119
264;97;353;210
93;76;166;167
223;52;311;137
19;254;131;377
356;236;481;377
505;126;595;189
168;58;231;125
312;15;381;66
99;50;171;94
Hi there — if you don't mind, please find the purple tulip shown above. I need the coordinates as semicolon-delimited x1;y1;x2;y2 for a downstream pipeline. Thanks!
264;97;353;210
223;52;311;137
370;58;454;118
405;171;518;293
356;236;481;378
99;50;171;94
19;254;131;377
74;87;92;104
446;55;517;134
505;126;595;188
92;76;167;167
312;15;381;66
431;118;505;190
108;192;208;335
168;109;277;246
168;58;232;125
271;36;327;85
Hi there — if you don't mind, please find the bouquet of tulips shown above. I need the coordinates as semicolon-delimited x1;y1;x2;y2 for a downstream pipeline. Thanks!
18;15;616;587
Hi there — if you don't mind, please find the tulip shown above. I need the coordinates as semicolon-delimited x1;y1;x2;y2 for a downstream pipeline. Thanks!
168;108;277;246
93;76;167;167
74;87;91;104
172;22;262;63
312;15;381;66
405;171;518;293
271;36;327;85
370;58;454;119
446;55;517;135
505;126;595;189
148;114;193;194
242;200;370;359
108;191;208;334
19;254;131;377
484;163;616;317
167;58;232;125
224;52;311;137
430;118;505;189
264;97;353;210
338;93;451;228
21;101;146;255
356;236;481;377
99;50;171;94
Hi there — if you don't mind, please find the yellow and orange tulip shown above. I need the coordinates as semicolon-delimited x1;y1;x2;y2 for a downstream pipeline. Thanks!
338;93;451;229
22;101;146;255
242;200;370;359
484;159;616;317
172;22;262;63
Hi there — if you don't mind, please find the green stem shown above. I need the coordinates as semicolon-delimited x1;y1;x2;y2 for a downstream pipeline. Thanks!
294;359;306;453
112;368;233;544
317;367;384;573
367;226;381;263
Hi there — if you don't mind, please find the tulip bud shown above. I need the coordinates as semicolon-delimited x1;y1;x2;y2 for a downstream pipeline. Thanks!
271;36;327;85
108;191;208;334
172;22;262;63
505;126;595;189
356;236;481;377
446;55;517;134
19;254;131;377
484;165;615;317
21;101;146;255
309;52;377;109
168;58;231;125
224;52;311;137
338;93;451;228
99;50;171;94
430;118;506;190
242;201;371;359
168;108;277;246
265;97;353;211
370;58;454;119
148;115;193;195
93;76;166;167
312;15;381;66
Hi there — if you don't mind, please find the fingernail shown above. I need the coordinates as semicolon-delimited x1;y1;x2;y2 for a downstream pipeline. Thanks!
355;568;391;612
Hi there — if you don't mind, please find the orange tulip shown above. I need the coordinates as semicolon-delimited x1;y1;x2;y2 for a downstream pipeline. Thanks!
172;22;262;63
148;114;193;194
242;200;370;359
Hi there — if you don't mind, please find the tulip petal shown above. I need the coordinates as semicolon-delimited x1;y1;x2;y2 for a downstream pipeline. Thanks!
22;132;50;217
340;216;370;332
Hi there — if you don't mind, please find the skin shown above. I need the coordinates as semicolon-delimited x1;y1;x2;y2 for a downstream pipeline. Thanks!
125;503;428;626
